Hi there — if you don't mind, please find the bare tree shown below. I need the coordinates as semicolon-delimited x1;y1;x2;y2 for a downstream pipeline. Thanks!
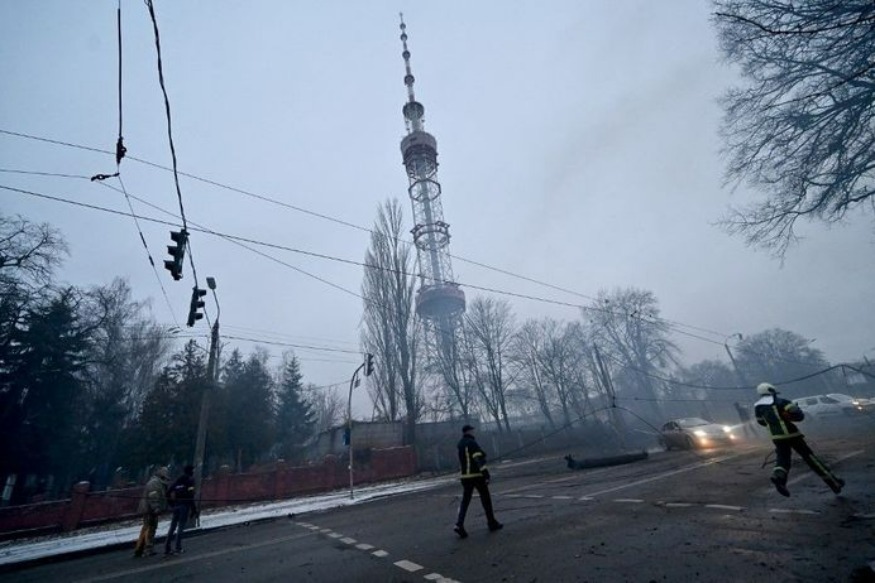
360;199;421;444
585;288;679;423
734;328;830;398
306;383;344;433
510;319;557;429
713;1;875;256
536;318;593;429
462;297;516;432
0;214;68;289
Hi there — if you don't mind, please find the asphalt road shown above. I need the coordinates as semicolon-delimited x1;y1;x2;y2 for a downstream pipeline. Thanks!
5;419;875;582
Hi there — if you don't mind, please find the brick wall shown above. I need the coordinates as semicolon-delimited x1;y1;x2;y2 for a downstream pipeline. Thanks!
0;446;416;540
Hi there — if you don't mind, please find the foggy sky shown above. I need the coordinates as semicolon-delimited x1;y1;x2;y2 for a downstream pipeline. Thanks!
2;1;873;415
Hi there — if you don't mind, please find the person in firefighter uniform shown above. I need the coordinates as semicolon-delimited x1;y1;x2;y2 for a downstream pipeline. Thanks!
753;382;844;497
454;424;503;538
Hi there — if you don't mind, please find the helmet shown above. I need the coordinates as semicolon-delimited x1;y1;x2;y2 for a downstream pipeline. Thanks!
756;382;777;396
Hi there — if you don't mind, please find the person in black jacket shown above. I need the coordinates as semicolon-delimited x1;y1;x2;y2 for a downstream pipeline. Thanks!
454;424;502;538
753;382;844;497
164;464;197;555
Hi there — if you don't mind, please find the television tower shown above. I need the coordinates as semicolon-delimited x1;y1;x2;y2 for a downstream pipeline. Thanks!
398;15;465;354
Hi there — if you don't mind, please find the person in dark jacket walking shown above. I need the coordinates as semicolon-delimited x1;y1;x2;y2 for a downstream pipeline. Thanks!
454;424;502;538
164;464;197;556
753;382;845;497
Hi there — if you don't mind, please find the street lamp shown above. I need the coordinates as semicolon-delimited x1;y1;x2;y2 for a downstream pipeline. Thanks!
193;277;220;522
347;354;374;500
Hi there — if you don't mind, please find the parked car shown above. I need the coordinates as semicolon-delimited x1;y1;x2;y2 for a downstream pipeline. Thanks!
659;417;738;450
793;393;866;418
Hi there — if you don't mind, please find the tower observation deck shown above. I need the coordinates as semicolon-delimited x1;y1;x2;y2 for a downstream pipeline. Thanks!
398;15;465;325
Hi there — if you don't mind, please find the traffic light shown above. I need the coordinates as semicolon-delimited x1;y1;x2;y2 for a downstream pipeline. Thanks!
364;353;374;376
186;286;206;327
163;229;188;281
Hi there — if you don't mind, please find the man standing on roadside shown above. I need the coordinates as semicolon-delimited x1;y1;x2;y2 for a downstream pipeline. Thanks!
134;466;169;557
164;464;197;556
454;424;502;538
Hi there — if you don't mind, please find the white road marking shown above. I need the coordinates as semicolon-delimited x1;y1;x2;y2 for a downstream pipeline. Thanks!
579;496;594;501
319;528;332;533
552;495;573;500
524;494;544;498
769;508;819;515
328;532;343;538
664;502;694;507
340;537;356;544
394;559;423;572
356;543;375;550
853;513;875;519
705;504;743;511
614;498;644;503
372;550;389;557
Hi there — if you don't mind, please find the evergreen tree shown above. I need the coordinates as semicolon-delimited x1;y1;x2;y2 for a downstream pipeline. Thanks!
275;353;315;463
220;348;275;470
130;341;207;470
1;289;89;499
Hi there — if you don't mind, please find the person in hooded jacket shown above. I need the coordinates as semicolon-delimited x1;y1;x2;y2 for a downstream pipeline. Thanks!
134;466;170;557
753;382;845;497
164;464;197;556
454;424;502;538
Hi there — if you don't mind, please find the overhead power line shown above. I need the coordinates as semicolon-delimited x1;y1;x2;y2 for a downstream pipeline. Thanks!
0;128;736;344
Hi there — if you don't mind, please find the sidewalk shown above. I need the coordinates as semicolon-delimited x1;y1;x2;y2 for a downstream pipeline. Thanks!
0;477;451;569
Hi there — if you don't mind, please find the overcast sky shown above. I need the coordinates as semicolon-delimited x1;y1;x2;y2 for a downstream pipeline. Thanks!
2;1;873;414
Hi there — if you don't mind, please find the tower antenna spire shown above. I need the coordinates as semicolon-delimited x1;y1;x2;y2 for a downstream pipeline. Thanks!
395;16;466;366
399;13;416;104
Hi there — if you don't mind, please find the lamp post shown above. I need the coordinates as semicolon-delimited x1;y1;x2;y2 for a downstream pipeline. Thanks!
347;353;374;500
193;277;220;522
347;363;364;500
724;332;748;388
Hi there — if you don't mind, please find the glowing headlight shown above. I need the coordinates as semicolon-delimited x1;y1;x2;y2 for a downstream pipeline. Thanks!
722;426;732;433
693;430;707;437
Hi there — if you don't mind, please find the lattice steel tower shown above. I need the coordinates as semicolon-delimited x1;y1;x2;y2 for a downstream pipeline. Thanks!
398;15;465;349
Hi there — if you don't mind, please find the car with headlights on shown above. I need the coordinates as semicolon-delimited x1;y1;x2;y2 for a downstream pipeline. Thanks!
794;393;868;418
659;417;738;450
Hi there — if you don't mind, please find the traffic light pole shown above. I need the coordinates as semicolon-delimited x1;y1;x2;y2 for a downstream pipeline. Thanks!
193;318;219;523
347;362;365;500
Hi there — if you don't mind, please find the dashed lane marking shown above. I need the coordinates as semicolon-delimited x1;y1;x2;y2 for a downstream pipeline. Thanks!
769;508;819;515
614;498;644;503
551;495;573;500
705;504;743;511
394;559;424;572
664;502;694;507
299;522;462;582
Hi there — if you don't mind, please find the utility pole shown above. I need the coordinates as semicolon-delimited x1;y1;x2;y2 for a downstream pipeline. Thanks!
724;333;749;388
193;277;219;523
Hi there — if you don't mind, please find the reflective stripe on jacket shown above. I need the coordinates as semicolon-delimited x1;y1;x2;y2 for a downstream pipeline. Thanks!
457;434;488;479
754;395;804;440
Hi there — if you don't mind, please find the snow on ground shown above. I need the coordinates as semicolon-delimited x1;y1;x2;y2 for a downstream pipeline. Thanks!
0;476;454;567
